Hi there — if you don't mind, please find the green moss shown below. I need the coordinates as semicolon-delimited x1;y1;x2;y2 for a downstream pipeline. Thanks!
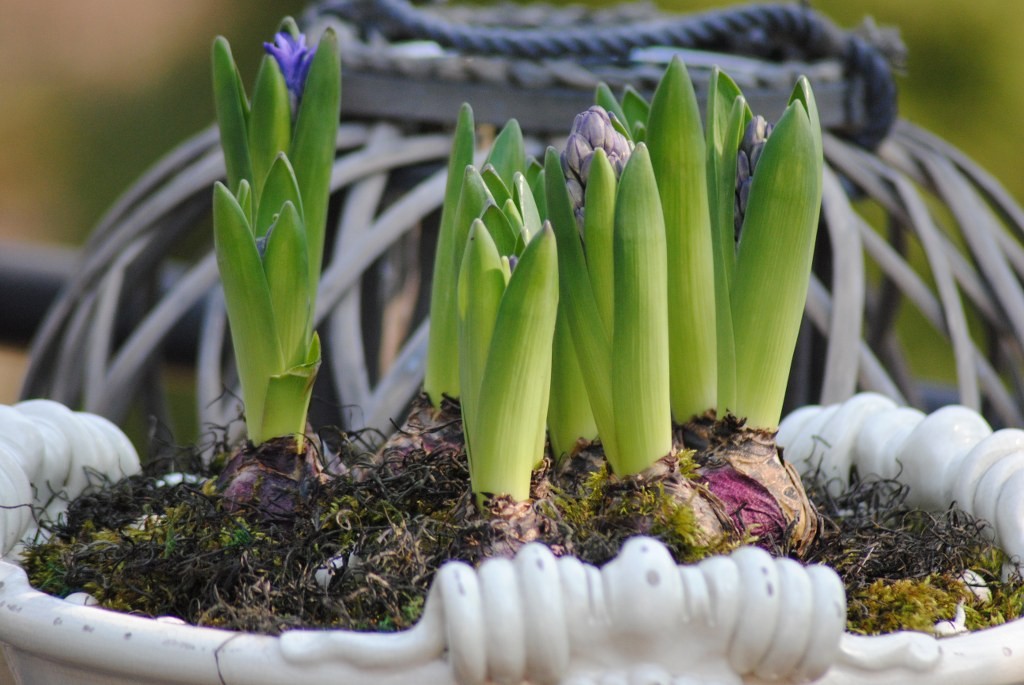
847;566;1024;636
968;587;1024;629
22;437;754;634
24;429;1024;638
808;474;1024;636
848;575;970;634
546;452;743;566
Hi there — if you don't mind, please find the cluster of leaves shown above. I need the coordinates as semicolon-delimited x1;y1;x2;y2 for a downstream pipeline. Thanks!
423;57;824;502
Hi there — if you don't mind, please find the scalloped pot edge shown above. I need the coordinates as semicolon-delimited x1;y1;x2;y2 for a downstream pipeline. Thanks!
2;395;1024;685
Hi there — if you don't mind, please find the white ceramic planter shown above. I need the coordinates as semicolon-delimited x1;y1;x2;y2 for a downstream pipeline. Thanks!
3;395;1024;684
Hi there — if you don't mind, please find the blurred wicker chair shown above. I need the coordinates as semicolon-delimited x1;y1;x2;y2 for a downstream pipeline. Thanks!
20;1;1024;451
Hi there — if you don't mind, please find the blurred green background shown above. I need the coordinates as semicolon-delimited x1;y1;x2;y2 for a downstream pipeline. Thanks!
1;0;1021;403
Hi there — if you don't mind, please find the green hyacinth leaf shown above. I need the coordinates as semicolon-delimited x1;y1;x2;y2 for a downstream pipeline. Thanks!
457;220;506;466
452;167;494;255
583;147;616;338
212;181;282;445
718;95;751;417
472;225;558;501
248;55;292;202
705;68;749;291
647;56;717;423
262;201;311;368
609;114;632;142
705;70;751;417
621;85;651;139
289;27;340;299
255;153;304;238
481;202;518;262
501;198;528;255
789;76;823;166
481;165;513;209
425;104;475;408
235;178;253;228
595;83;631;141
630;121;647;145
425;164;492;404
513;172;543;241
547;303;597;463
544;147;618;464
277;16;301;39
502;196;525;231
610;144;672;476
262;332;321;450
484;119;525;186
731;98;822;430
211;36;253;195
500;255;513;284
524;160;546;214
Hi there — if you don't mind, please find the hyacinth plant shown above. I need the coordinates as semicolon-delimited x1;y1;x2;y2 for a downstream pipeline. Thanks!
210;20;340;514
394;55;823;554
415;108;560;502
544;57;823;550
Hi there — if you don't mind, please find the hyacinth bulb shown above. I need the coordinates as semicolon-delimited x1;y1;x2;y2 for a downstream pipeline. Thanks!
217;436;326;519
701;468;787;543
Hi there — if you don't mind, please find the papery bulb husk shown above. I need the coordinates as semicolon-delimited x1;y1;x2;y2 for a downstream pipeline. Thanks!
376;393;563;560
555;422;817;555
376;392;464;478
375;393;816;560
555;437;611;489
471;493;565;559
616;452;743;550
678;412;819;555
217;434;327;520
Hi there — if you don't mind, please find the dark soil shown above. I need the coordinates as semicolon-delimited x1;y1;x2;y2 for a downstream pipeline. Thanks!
20;409;1024;636
802;466;1024;633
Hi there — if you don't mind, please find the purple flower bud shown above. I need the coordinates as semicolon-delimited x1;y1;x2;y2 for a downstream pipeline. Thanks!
742;116;772;150
576;106;611;150
734;115;774;242
264;32;316;98
565;178;585;211
749;141;766;171
566;177;586;232
579;153;594;185
560;105;633;226
608;152;628;178
563;134;593;182
738;180;751;219
736;149;751;186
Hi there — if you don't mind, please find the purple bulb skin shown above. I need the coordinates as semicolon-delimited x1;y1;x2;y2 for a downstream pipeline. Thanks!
699;466;787;546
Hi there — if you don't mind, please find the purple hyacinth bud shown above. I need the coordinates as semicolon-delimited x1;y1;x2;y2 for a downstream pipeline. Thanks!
561;105;633;230
576;106;609;150
566;178;585;212
264;32;316;98
734;115;774;241
563;134;593;183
